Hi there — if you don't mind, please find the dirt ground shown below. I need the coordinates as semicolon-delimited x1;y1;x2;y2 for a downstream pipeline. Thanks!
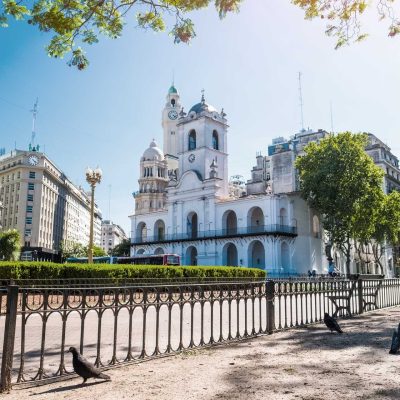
5;307;400;400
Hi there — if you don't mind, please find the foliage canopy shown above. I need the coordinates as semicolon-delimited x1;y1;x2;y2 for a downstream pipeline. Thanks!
2;0;399;69
0;0;242;69
293;0;400;48
0;229;21;261
295;132;385;275
110;238;131;256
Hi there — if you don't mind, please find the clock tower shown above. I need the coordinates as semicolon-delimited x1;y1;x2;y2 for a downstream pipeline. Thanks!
176;92;229;196
162;85;182;173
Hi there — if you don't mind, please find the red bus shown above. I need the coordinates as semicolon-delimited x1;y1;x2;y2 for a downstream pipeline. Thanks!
117;254;180;266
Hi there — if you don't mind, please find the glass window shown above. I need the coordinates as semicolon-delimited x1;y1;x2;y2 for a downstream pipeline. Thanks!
29;171;36;179
188;130;196;150
28;183;35;190
26;217;32;224
27;194;33;201
212;130;219;150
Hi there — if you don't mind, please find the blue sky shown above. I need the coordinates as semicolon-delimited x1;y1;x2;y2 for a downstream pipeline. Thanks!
1;0;400;235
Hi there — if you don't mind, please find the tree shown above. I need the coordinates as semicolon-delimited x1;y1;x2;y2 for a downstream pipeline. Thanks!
295;132;385;276
0;0;242;69
60;241;86;259
60;241;107;258
293;0;400;48
356;190;400;273
0;229;21;261
91;245;107;257
110;238;131;256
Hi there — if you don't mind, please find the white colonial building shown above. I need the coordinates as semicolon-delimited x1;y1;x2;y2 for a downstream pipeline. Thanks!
129;85;327;276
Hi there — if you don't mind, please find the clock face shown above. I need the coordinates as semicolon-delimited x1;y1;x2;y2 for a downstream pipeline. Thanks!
28;155;39;166
188;154;195;163
168;110;178;120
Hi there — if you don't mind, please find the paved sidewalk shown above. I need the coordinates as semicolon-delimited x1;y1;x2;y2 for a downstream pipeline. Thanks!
5;307;400;400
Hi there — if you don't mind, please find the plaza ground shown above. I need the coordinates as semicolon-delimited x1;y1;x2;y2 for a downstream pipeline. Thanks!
5;307;400;400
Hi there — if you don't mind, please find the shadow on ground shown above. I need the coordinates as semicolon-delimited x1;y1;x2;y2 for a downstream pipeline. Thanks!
209;308;400;400
31;380;107;395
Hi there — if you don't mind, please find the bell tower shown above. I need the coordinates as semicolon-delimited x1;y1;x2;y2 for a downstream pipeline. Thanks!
176;91;229;196
162;84;182;174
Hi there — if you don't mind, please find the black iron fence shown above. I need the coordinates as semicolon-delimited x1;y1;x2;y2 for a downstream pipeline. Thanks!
1;276;400;392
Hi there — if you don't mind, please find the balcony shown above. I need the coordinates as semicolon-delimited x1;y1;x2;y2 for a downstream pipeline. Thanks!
132;224;297;245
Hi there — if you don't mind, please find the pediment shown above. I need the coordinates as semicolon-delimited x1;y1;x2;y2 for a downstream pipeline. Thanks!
175;170;203;191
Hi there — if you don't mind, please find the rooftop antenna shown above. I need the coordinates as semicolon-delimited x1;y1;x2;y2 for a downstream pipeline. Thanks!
172;70;175;86
330;101;334;134
30;98;39;148
298;72;304;131
108;184;112;220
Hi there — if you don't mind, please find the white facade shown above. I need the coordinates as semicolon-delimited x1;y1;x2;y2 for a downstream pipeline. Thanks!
129;86;326;275
101;220;127;254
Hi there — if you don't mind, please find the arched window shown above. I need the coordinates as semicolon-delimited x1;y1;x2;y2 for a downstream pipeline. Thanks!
188;130;196;150
212;130;219;150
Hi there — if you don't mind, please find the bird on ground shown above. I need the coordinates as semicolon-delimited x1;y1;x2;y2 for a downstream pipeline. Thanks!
389;323;400;354
324;313;343;334
69;346;111;384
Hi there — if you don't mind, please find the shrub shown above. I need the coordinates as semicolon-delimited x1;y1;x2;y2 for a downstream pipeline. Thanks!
0;262;266;284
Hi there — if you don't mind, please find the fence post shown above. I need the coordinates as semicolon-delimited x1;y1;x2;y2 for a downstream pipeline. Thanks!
357;277;363;315
0;285;19;393
266;280;275;334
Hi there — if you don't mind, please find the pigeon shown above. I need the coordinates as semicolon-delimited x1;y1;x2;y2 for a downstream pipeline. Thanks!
69;347;111;383
389;323;400;354
324;313;343;334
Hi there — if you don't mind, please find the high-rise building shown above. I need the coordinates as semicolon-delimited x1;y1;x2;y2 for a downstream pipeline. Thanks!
100;220;127;254
0;147;102;260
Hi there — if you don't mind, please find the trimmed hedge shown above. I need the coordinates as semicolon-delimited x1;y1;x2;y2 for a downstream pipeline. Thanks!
0;261;266;282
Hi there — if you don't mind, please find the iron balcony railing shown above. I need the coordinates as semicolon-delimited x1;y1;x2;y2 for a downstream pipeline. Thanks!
132;224;297;245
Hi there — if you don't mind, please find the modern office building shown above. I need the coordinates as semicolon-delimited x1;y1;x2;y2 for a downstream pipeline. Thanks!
0;147;102;260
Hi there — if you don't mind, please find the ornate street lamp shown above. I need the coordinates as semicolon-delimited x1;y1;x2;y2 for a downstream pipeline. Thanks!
85;167;102;264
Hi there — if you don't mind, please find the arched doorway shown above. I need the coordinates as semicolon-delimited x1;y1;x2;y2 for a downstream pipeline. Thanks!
222;210;237;235
154;219;165;240
247;207;264;233
279;207;288;226
187;212;198;239
223;243;238;266
154;247;164;255
186;246;197;265
248;240;265;268
281;242;290;272
136;222;147;242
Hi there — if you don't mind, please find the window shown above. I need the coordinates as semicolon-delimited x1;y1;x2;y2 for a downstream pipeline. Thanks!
28;183;35;190
188;130;196;150
27;194;33;201
29;171;36;179
212;130;219;150
26;205;33;213
26;217;32;224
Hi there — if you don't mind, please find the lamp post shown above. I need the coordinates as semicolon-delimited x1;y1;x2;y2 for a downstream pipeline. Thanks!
85;167;102;264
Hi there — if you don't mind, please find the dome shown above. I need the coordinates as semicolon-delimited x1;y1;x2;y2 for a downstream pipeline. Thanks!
142;140;164;161
189;102;217;114
168;85;178;94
